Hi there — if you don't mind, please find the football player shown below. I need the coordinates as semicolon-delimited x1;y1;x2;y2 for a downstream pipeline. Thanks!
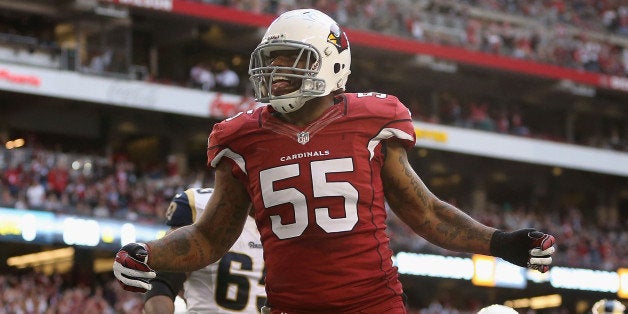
114;9;556;313
143;188;265;314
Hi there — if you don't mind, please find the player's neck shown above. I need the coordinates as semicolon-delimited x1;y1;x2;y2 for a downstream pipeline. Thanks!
279;95;334;127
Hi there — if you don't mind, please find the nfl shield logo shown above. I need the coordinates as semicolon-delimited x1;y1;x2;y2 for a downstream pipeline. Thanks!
297;131;310;145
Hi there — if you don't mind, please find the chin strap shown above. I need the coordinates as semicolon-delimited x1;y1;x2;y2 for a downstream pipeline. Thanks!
270;95;309;113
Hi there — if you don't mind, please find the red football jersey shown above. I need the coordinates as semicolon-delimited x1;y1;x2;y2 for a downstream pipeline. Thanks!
207;92;416;313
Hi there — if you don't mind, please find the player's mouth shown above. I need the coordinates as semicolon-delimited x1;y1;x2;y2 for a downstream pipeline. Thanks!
271;75;299;95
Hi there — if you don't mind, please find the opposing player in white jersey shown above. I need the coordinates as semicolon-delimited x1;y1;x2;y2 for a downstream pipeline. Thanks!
143;188;266;314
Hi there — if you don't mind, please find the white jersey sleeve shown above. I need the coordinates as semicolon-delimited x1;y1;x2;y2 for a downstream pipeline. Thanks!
180;189;266;314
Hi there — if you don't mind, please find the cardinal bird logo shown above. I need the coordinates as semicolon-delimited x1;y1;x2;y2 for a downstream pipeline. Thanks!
328;24;349;53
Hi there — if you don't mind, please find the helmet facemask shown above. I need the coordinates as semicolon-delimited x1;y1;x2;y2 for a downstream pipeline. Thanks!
249;40;326;113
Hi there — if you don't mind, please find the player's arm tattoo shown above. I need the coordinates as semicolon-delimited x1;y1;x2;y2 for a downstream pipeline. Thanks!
383;142;493;254
147;163;251;272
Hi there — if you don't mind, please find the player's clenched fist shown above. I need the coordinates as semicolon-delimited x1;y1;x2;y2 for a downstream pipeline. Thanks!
490;228;556;273
113;243;156;292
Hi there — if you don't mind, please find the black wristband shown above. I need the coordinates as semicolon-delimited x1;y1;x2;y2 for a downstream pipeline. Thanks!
144;271;187;302
489;229;534;268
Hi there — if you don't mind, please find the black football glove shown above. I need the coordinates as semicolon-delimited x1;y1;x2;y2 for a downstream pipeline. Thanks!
490;228;556;273
113;243;156;292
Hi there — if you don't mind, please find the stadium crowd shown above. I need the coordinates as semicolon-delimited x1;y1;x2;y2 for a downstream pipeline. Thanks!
0;269;505;313
1;145;625;272
0;147;198;224
2;2;627;153
406;91;628;152
387;198;627;272
2;145;620;313
0;271;509;313
194;0;628;77
0;270;144;314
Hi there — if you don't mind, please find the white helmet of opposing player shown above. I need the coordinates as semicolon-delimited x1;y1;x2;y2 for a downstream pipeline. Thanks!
248;9;351;113
592;299;626;314
477;304;518;314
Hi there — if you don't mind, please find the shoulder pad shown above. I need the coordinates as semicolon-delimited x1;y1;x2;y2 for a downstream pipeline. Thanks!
207;107;265;169
344;92;411;119
343;92;416;149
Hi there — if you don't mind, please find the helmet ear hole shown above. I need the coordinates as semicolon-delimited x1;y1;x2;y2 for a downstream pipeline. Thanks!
334;63;341;74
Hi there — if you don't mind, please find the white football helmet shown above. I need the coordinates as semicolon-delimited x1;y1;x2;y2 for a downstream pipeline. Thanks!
592;299;626;314
478;304;518;314
248;9;351;113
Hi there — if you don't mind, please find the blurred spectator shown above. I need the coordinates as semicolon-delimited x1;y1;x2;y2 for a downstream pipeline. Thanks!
14;192;28;210
466;102;494;131
3;165;23;197
25;177;45;210
408;14;425;41
213;61;240;93
87;49;113;74
47;162;69;198
495;109;510;134
189;62;215;91
93;198;111;218
510;107;530;136
43;192;62;212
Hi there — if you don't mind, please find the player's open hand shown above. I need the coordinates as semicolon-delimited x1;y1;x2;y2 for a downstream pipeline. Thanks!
490;228;556;273
113;243;156;292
